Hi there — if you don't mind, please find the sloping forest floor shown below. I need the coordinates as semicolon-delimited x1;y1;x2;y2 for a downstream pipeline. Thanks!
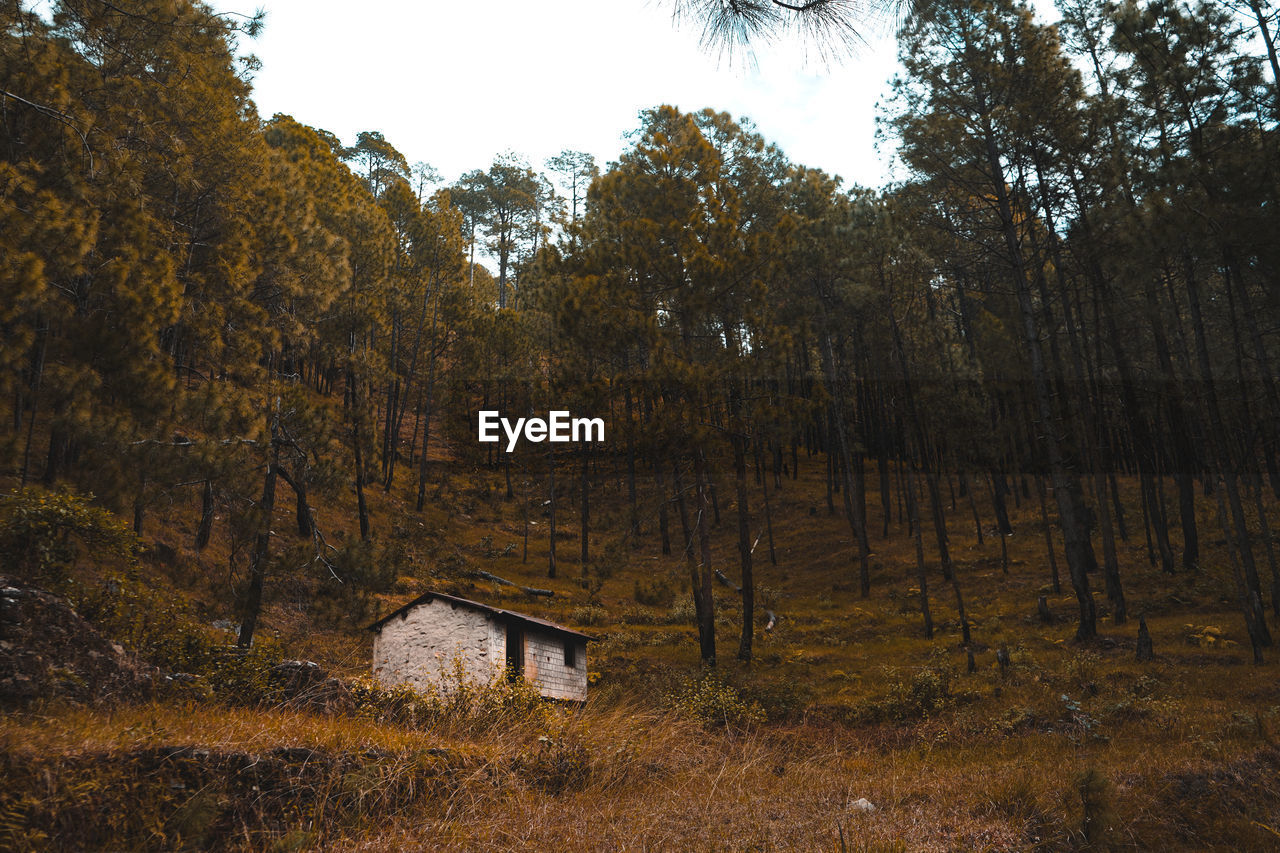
4;434;1280;851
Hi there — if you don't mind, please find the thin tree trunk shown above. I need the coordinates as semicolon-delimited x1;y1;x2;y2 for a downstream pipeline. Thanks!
734;431;754;661
1036;475;1061;593
906;464;934;639
654;457;671;556
580;444;590;579
238;412;280;649
756;438;778;566
820;330;872;596
347;367;371;542
1184;254;1269;644
548;448;557;578
674;461;715;665
195;479;215;551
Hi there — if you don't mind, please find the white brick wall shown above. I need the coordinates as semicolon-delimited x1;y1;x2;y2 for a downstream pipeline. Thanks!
372;598;588;701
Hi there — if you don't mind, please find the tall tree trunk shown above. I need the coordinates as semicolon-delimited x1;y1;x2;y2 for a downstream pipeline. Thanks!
675;461;715;665
1183;254;1270;645
195;478;215;551
755;437;778;566
984;124;1097;639
18;319;47;487
348;368;371;542
906;464;934;639
694;450;717;666
624;384;640;542
819;330;872;596
654;457;671;556
238;412;280;649
580;444;590;579
734;432;754;661
548;448;557;578
1036;476;1061;593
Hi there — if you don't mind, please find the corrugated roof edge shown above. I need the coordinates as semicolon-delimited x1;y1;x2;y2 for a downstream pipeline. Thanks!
365;590;596;641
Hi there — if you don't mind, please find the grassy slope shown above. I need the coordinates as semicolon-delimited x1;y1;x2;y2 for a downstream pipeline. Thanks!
5;431;1280;850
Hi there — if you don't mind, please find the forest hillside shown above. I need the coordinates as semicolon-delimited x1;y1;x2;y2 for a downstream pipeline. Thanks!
4;0;1280;849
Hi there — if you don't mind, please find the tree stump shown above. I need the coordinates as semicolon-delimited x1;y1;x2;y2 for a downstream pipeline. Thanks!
1136;616;1154;662
1037;595;1054;624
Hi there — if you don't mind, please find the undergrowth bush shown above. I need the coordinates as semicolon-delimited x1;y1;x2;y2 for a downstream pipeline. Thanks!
667;673;765;731
515;727;594;793
735;677;812;723
75;573;285;705
666;599;697;625
859;666;953;724
0;488;138;587
309;539;409;626
633;576;675;607
570;605;609;626
351;657;548;735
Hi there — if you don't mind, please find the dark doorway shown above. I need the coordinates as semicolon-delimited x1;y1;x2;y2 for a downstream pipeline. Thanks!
505;622;523;680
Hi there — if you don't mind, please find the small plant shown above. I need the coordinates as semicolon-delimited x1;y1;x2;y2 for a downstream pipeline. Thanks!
990;707;1039;737
1074;767;1115;846
1184;624;1234;647
736;678;811;722
1063;650;1101;690
570;605;609;626
633;576;675;607
1060;693;1104;743
665;598;697;625
860;667;953;724
515;723;593;793
667;673;765;731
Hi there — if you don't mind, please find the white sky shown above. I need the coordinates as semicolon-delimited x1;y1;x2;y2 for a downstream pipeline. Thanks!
227;0;912;188
34;0;1060;189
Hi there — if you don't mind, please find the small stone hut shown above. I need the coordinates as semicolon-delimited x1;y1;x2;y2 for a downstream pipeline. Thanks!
367;591;592;701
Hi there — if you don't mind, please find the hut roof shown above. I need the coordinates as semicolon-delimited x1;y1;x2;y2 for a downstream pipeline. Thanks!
366;590;595;641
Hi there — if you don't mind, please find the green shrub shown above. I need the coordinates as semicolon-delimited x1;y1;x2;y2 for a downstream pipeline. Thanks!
0;488;139;587
860;667;953;724
308;539;413;627
665;598;697;625
737;677;812;723
570;605;609;627
75;573;285;705
1074;767;1115;845
667;673;765;731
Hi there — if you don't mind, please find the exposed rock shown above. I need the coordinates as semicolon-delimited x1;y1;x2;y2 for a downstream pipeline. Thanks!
267;659;354;715
848;797;877;813
0;577;159;709
164;672;213;701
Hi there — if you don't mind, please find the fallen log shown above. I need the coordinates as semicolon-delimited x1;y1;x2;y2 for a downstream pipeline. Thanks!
714;569;741;592
472;570;554;597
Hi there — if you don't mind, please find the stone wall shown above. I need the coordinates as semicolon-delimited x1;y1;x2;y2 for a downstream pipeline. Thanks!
371;598;503;691
371;597;588;701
